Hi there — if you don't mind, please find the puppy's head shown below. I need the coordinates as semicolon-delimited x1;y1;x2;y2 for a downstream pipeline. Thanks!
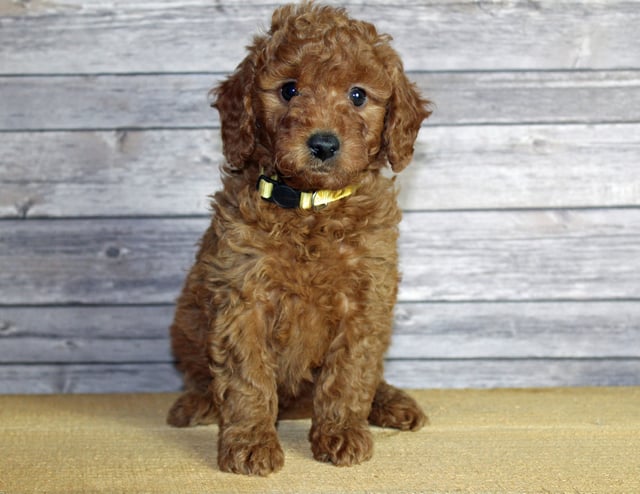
214;3;431;190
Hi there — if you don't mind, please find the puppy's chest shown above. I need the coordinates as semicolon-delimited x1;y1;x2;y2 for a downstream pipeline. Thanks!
243;210;396;304
260;217;371;291
257;217;386;358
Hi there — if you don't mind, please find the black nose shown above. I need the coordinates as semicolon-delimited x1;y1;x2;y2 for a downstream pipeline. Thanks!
307;132;340;161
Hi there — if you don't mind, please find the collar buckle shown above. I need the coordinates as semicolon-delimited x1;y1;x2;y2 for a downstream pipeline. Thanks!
257;174;356;210
257;175;300;208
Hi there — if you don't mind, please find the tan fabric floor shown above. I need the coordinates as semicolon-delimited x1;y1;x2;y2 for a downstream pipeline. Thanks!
0;388;638;493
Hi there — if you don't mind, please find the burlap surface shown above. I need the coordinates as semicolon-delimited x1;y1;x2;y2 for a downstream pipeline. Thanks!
1;388;638;493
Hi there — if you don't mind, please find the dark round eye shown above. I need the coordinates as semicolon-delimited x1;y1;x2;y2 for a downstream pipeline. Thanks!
281;81;299;102
349;87;367;107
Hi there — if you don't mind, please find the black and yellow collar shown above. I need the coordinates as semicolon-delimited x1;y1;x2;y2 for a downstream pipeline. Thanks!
257;174;356;210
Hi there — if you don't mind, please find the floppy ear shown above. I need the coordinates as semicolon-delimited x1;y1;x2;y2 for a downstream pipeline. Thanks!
382;56;432;173
213;48;259;168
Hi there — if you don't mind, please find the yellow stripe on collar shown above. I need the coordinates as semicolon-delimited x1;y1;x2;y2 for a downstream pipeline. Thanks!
258;175;356;210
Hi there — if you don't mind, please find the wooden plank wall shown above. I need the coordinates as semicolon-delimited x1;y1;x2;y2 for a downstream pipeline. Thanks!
1;0;639;393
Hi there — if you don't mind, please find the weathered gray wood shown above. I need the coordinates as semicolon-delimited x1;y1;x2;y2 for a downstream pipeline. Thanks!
1;210;639;305
2;1;639;74
0;129;220;219
401;123;640;211
0;217;203;305
0;306;175;364
399;209;640;302
0;74;218;131
2;0;639;394
1;359;639;394
4;71;640;130
1;302;638;364
390;301;640;359
2;124;639;218
425;70;640;126
384;359;640;389
0;363;183;394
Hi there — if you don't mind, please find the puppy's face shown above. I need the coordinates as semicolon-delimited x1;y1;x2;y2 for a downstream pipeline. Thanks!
256;35;392;191
214;4;430;191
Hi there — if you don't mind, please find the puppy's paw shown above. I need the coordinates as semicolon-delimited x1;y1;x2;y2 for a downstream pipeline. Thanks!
218;428;284;476
167;391;217;428
369;385;428;431
310;422;373;466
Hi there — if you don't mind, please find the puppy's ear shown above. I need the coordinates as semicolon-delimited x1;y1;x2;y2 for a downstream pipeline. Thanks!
213;48;259;168
382;56;431;173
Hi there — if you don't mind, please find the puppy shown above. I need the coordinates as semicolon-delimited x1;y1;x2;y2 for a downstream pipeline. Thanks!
167;2;431;475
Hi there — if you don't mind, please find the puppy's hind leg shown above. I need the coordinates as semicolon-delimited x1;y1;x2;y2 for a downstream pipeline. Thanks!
167;347;218;427
167;341;217;427
368;380;428;431
167;292;218;428
167;388;218;428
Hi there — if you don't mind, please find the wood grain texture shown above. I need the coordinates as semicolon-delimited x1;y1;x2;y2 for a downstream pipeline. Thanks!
1;209;639;305
401;123;640;211
2;0;640;392
0;306;175;364
4;71;640;130
2;1;640;74
398;209;640;302
0;129;220;219
1;359;640;393
1;302;638;364
383;359;640;389
0;363;182;394
2;123;640;218
390;301;640;359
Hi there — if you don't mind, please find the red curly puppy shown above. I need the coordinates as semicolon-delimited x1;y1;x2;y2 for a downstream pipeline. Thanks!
167;2;431;475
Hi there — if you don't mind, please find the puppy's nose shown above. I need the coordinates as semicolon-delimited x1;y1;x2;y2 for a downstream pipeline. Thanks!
307;132;340;161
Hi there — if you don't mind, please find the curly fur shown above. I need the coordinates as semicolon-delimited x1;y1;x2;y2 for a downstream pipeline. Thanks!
167;2;431;476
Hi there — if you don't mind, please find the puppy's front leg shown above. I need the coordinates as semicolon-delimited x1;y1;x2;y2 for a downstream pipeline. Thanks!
210;306;284;476
309;331;384;466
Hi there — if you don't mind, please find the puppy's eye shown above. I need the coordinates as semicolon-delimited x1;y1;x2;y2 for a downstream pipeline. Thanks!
349;87;367;107
281;81;299;102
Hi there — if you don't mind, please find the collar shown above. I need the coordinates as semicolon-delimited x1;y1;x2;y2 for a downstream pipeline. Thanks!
257;174;357;210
